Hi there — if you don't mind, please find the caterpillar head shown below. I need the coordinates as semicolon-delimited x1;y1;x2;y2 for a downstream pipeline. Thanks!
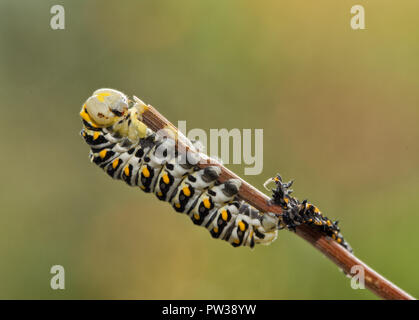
80;88;129;128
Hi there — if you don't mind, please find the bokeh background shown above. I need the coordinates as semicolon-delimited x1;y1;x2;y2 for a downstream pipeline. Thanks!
0;0;418;299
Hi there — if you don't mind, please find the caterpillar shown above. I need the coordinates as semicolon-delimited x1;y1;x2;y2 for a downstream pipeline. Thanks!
265;174;352;252
80;88;352;252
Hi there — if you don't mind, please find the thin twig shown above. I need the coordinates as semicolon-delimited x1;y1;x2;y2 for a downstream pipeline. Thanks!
140;102;415;300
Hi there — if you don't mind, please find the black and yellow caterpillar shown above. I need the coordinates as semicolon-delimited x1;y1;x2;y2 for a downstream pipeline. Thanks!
266;174;352;252
80;88;352;251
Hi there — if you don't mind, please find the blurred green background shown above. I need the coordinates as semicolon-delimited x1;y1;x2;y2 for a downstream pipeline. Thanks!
0;0;418;299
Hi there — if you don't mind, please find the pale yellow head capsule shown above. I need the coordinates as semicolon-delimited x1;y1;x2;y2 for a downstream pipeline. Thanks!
80;88;129;127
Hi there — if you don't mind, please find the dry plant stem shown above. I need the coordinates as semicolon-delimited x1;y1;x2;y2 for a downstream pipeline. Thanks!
140;104;415;300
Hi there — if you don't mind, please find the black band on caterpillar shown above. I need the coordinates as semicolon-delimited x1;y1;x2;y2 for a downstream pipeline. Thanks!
80;89;279;248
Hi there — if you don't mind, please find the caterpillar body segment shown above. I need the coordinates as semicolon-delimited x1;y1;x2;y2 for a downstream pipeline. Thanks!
102;133;152;182
227;215;256;247
207;202;257;247
170;166;221;213
81;128;116;149
137;138;176;192
188;179;241;226
208;202;240;239
154;153;200;202
206;202;279;248
237;203;279;246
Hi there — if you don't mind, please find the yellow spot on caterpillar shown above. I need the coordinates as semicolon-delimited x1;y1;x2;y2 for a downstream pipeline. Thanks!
337;238;342;243
133;96;148;114
238;221;246;232
274;177;279;182
327;220;332;226
140;185;146;190
213;227;219;233
284;198;289;204
332;234;336;240
183;186;191;197
80;106;99;128
221;210;228;221
162;173;170;184
203;198;211;209
234;239;240;245
140;104;148;114
314;207;320;213
96;92;111;102
93;131;100;140
112;159;119;169
129;110;148;139
194;213;200;220
157;191;163;197
124;166;130;176
82;131;86;137
99;149;107;159
175;203;181;209
142;166;150;178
